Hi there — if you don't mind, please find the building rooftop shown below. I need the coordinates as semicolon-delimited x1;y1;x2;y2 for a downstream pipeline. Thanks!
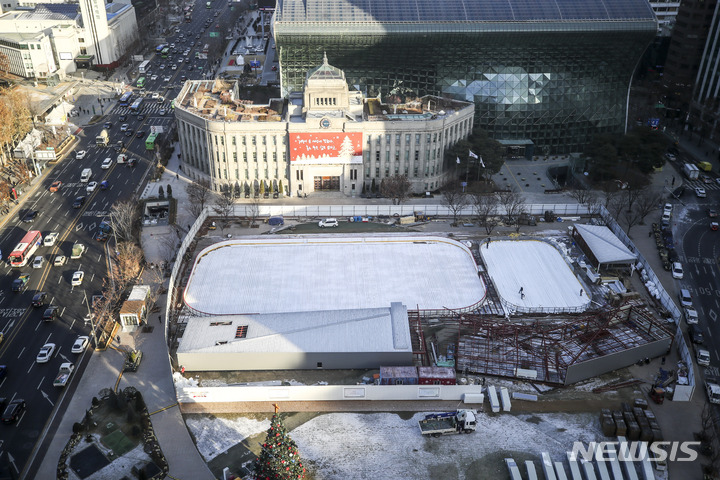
275;0;656;25
364;96;472;122
176;80;284;123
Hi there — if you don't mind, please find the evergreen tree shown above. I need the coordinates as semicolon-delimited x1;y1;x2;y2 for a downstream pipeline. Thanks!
254;411;306;480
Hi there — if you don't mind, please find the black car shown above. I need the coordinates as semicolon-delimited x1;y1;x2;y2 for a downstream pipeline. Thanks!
22;210;39;222
180;75;187;81
118;115;126;121
1;399;26;424
125;129;134;137
42;306;59;321
138;114;145;121
136;130;144;138
103;121;113;129
73;196;86;208
689;324;705;345
31;292;47;307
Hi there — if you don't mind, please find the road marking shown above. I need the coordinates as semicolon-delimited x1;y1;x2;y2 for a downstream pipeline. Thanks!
26;362;33;374
17;347;24;359
710;310;718;323
36;377;44;389
40;390;54;407
59;353;70;363
34;322;41;332
75;222;84;231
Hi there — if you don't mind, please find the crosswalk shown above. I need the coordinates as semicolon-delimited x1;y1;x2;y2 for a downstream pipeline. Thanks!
112;104;174;117
683;178;720;192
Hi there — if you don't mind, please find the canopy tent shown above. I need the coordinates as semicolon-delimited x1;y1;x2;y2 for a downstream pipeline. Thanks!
570;224;637;270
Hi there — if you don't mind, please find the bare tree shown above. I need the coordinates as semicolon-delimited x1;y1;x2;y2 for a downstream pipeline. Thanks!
634;188;664;225
567;188;598;206
108;201;141;243
496;188;525;224
621;204;644;237
380;174;412;205
186;179;213;218
441;182;469;226
115;241;144;289
247;195;260;227
472;193;500;235
156;231;179;265
212;183;235;231
144;267;165;315
0;52;9;75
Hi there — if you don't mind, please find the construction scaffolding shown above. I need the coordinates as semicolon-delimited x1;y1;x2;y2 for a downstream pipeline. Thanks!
455;300;674;385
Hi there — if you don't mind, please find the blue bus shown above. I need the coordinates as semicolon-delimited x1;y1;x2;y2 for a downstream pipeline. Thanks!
118;92;133;107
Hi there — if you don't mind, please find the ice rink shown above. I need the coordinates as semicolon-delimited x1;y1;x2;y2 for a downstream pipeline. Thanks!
481;240;591;313
184;236;486;315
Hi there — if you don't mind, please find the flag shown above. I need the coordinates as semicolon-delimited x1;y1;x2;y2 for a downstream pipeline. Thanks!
469;150;478;159
479;157;485;168
456;157;461;164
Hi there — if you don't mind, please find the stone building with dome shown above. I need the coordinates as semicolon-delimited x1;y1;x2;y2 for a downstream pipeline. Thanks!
174;56;474;196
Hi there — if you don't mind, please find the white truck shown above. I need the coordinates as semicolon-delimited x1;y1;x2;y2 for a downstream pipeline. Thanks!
706;381;720;404
683;163;700;180
71;243;86;259
418;409;477;436
53;363;75;387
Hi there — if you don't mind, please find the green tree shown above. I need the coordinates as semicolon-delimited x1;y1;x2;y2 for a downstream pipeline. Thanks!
254;413;306;480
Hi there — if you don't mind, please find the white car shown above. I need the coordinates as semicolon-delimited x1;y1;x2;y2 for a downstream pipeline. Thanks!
151;92;160;99
684;306;699;324
696;187;707;198
171;64;178;70
43;232;59;247
665;153;676;161
75;150;87;160
71;336;89;354
120;123;129;132
672;262;684;279
101;157;113;169
53;255;67;267
36;343;56;363
159;109;167;115
86;181;98;193
164;76;171;82
318;218;339;228
151;74;158;80
71;271;84;286
663;203;672;215
32;255;44;269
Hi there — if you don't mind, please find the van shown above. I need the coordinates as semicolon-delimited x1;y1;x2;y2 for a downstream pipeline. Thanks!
80;168;92;183
679;288;693;308
318;218;338;228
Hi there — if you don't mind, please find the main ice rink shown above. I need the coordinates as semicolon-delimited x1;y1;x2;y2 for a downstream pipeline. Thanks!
184;236;486;315
481;240;591;314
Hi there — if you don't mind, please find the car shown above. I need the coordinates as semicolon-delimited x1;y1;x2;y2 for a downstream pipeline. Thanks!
159;109;167;115
664;153;676;161
696;187;707;198
22;210;39;222
679;288;693;308
272;65;277;71
136;130;144;138
1;399;25;424
187;65;194;71
53;255;67;267
684;306;699;324
71;271;84;286
86;181;98;193
71;336;90;354
151;74;158;81
138;114;145;121
318;218;339;228
43;232;59;247
100;180;109;190
688;325;705;345
159;63;166;70
671;262;684;279
709;209;718;218
663;203;673;216
101;157;113;169
42;306;59;321
31;292;47;307
702;174;713;184
49;180;62;192
171;64;178;70
128;157;138;167
170;43;175;48
36;343;55;363
73;196;86;208
151;92;160;99
12;274;30;293
164;76;172;82
118;115;126;121
180;75;187;81
712;222;719;231
103;121;113;129
183;50;190;56
125;129;134;137
76;150;87;160
120;123;129;132
32;256;44;269
661;211;671;223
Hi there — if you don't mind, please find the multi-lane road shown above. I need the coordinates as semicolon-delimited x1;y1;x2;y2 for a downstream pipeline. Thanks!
0;0;240;474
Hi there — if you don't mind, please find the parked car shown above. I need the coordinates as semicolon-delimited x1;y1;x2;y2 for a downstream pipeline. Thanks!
684;306;699;324
688;324;705;345
671;262;684;279
318;218;339;228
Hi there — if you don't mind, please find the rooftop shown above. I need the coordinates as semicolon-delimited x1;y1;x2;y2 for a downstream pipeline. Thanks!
364;96;472;122
176;80;284;123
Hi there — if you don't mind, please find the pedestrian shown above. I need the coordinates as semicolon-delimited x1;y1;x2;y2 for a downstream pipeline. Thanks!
519;287;524;295
176;172;179;179
158;315;162;324
671;176;675;187
580;289;584;297
648;230;652;238
116;335;120;343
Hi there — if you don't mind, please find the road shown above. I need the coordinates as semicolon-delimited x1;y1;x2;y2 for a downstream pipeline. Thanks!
0;0;235;474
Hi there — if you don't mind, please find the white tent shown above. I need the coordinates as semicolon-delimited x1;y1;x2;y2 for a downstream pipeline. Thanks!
571;224;637;270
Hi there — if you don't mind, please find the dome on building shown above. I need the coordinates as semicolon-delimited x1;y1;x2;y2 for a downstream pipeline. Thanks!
306;52;345;82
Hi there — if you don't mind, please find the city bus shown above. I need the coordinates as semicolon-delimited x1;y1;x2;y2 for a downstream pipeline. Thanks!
129;98;143;112
161;47;170;58
145;132;159;150
8;230;42;267
118;91;133;107
136;77;146;88
138;60;151;74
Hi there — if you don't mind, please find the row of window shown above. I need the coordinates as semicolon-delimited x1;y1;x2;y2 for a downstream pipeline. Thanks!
213;134;286;147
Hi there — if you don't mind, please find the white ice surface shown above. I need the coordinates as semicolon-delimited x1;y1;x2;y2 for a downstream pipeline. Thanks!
481;240;590;312
184;236;485;314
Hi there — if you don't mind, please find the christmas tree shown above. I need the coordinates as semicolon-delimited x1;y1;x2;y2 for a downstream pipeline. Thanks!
253;405;306;480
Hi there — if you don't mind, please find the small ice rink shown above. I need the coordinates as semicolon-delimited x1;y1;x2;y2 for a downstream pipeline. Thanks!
481;240;590;313
184;236;486;315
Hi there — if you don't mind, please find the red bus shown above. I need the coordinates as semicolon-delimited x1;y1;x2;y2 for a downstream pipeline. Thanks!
8;230;42;267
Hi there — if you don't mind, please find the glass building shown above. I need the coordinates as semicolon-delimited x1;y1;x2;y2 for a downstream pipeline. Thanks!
274;0;657;154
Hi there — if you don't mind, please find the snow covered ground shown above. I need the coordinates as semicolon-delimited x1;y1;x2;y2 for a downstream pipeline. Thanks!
481;240;591;313
184;236;485;315
186;411;615;479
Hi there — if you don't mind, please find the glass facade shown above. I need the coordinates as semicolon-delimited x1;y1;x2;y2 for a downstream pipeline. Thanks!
275;0;657;154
